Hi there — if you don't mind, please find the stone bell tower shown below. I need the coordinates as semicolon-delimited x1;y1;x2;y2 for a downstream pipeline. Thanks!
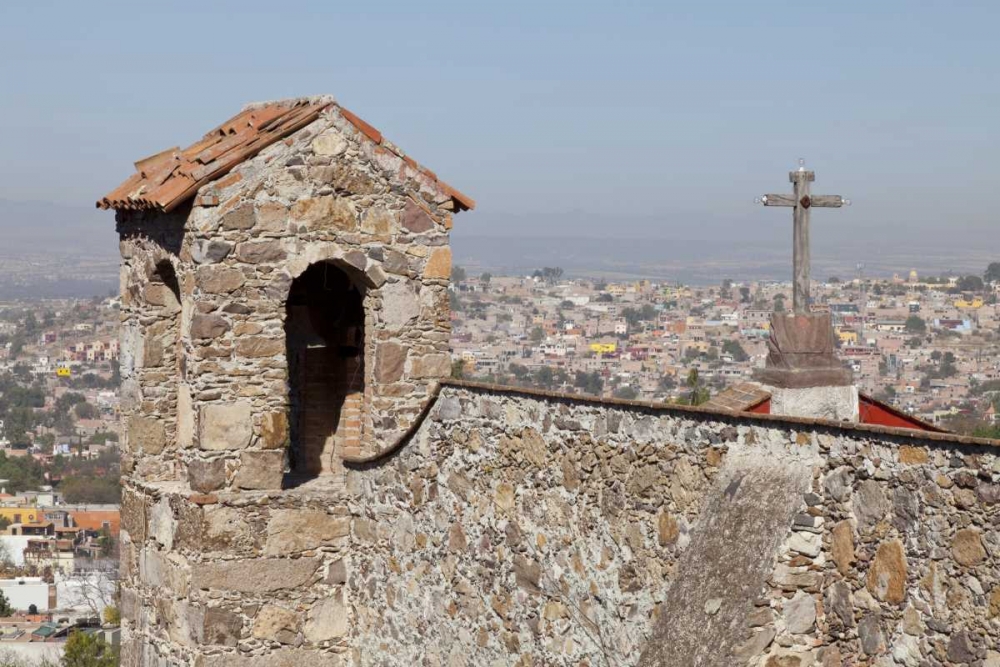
100;96;473;666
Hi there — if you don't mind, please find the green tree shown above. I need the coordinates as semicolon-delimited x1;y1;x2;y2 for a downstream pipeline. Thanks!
74;402;98;420
452;266;467;283
0;590;12;617
529;326;545;343
450;359;466;380
62;630;117;667
904;316;927;334
613;385;638;400
956;275;985;292
721;340;749;362
985;262;1000;284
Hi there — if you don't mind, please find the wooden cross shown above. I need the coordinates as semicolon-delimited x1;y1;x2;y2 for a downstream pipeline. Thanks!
757;160;850;314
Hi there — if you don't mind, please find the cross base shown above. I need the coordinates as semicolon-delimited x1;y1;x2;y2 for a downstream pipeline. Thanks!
755;312;854;389
754;366;854;389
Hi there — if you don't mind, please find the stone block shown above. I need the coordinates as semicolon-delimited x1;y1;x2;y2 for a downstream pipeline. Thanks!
177;383;195;448
380;280;420;329
867;539;907;604
256;201;288;233
188;458;227;493
375;342;406;383
259;411;288;449
221;204;256;231
191;240;233;264
199;401;253;450
236;240;287;264
264;510;350;556
196;266;245;294
128;416;167;455
361;207;394;236
953;528;987;567
234;450;285;490
311;130;347;156
191;558;317;593
235;336;284;358
149;498;177;550
424;247;452;280
303;589;348;642
402;200;435;233
194;648;347;667
252;605;301;644
198;606;243;646
409;352;451;379
190;314;231;340
290;196;357;231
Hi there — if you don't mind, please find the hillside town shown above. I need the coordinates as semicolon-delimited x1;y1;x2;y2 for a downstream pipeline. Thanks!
450;265;1000;435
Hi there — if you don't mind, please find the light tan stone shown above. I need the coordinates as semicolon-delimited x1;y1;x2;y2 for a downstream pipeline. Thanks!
303;590;349;642
196;266;245;294
290;196;357;231
234;450;285;490
199;401;252;450
264;510;350;556
259;411;288;449
129;416;167;455
253;605;301;644
191;558;317;593
658;512;680;547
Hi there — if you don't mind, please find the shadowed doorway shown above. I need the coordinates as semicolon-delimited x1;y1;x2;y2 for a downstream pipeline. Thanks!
285;262;365;482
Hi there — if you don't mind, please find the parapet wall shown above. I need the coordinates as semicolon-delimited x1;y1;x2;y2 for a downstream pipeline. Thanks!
121;383;1000;667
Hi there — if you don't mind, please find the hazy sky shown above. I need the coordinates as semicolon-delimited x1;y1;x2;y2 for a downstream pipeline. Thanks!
2;1;998;251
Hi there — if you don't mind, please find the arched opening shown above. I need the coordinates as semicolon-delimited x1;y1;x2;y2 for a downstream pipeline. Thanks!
285;262;365;481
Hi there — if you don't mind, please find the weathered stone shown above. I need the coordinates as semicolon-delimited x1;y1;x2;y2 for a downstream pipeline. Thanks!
259;411;288;449
948;630;978;664
191;240;233;264
823;466;852;502
854;479;890;529
221;204;256;231
145;283;181;308
235;336;284;358
953;528;987;567
290;196;357;230
424;247;451;279
190;314;230;340
253;605;301;644
381;281;420;329
783;590;816;634
191;558;317;592
195;649;346;667
402;200;435;233
858;613;884;656
199;402;253;450
234;450;285;490
129;416;167;455
867;539;907;604
188;458;227;493
311;130;347;156
831;520;855;575
658;512;680;546
361;207;394;236
898;445;928;465
236;240;286;263
197;266;245;294
326;559;347;585
264;510;350;556
734;627;775;663
178;383;194;448
200;607;243;646
409;352;451;379
825;581;854;629
303;590;348;642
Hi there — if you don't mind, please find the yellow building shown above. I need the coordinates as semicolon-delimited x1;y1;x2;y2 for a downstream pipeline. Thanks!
836;329;858;345
954;296;983;309
0;508;42;525
589;342;617;355
56;366;71;378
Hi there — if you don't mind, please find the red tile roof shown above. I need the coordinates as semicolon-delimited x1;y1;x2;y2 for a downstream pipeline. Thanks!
97;97;474;214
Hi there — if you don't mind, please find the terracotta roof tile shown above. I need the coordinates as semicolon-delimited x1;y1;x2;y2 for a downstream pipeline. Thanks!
98;96;475;214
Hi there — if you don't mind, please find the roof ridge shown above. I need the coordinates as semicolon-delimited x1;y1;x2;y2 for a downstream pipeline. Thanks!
241;95;336;112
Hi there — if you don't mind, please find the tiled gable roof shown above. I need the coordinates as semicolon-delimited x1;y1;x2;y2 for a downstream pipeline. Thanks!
97;97;474;214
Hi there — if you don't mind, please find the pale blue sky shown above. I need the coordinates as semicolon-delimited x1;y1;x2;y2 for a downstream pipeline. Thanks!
1;0;998;249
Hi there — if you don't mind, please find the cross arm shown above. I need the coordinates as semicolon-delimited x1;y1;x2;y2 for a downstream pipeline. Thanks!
808;195;849;208
757;194;796;207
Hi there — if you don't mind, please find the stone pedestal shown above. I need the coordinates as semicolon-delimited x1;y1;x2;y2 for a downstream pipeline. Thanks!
769;385;859;422
754;312;852;389
754;311;857;422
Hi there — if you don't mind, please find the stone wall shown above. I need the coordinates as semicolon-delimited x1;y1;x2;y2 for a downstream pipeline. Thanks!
121;382;1000;666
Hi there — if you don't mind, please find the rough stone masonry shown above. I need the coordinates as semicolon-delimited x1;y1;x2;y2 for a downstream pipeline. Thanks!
102;98;1000;666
